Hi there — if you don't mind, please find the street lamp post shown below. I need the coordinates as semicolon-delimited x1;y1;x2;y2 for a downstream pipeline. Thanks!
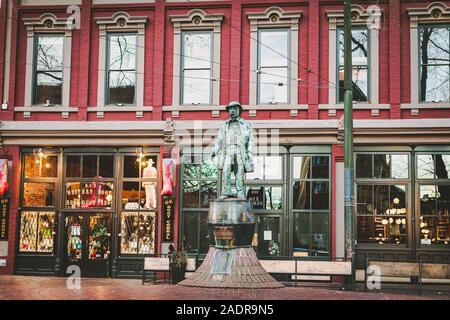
343;0;356;290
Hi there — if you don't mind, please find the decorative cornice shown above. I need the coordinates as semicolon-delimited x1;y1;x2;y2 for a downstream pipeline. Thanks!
407;1;450;27
23;13;74;36
326;4;383;30
247;6;302;31
95;11;147;34
171;9;223;33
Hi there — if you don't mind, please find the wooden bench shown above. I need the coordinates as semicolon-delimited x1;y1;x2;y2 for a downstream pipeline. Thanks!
142;257;198;284
142;257;170;285
259;259;352;286
364;260;450;293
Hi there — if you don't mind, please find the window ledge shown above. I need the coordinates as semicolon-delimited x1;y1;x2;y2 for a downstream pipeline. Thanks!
401;103;450;109
162;105;222;112
243;104;308;111
87;106;153;112
319;104;390;110
15;106;78;112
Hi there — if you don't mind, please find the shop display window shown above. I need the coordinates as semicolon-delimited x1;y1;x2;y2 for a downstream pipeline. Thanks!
417;153;450;246
19;211;55;253
120;212;156;255
120;154;158;255
65;182;113;209
356;184;407;244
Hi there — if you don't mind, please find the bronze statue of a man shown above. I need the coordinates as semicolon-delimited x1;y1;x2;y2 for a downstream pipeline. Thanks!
212;101;254;199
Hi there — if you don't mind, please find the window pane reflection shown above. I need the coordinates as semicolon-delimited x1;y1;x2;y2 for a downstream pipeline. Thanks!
293;181;310;210
293;156;310;179
356;154;372;178
418;154;435;179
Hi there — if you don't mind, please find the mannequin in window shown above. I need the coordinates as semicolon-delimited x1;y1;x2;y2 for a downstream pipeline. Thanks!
142;158;157;209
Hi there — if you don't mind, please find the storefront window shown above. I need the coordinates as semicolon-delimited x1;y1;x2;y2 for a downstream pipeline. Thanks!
181;155;216;255
65;182;113;209
246;156;283;180
356;153;409;179
292;155;330;256
64;154;115;210
120;154;158;255
255;216;281;257
120;212;156;255
20;152;58;254
356;184;407;244
19;211;55;253
24;154;58;178
23;182;55;207
246;186;282;210
417;153;450;246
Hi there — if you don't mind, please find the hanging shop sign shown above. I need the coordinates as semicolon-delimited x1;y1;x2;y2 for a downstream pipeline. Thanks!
162;195;175;242
0;198;9;241
0;160;9;241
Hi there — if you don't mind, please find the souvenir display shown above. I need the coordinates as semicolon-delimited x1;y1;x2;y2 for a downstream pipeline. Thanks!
37;213;55;252
88;218;109;260
67;217;83;261
19;211;38;252
120;212;155;255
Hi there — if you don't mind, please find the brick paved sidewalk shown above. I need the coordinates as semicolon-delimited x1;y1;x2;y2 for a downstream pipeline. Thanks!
0;276;448;300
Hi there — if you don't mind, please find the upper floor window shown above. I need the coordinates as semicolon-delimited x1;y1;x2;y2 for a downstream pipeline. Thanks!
247;7;302;107
257;29;289;104
181;31;212;105
419;26;450;103
95;12;147;108
33;34;64;106
337;28;369;102
107;33;137;105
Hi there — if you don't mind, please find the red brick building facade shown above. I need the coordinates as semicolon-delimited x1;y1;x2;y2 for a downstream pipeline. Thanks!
0;0;449;279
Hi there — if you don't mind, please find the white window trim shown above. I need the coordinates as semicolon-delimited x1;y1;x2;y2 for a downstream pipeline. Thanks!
404;1;450;110
247;6;302;107
22;13;74;108
170;9;223;109
325;5;382;108
95;12;147;108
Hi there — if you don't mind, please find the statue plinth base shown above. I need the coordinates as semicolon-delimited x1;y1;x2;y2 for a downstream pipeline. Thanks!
178;247;283;288
179;198;283;289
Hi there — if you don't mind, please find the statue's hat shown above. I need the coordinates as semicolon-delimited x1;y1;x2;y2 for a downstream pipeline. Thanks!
225;101;243;114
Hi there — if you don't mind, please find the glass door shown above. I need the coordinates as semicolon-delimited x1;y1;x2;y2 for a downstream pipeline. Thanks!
65;213;111;277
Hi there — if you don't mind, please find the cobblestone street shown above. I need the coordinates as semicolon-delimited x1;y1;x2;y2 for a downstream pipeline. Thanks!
0;276;448;300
